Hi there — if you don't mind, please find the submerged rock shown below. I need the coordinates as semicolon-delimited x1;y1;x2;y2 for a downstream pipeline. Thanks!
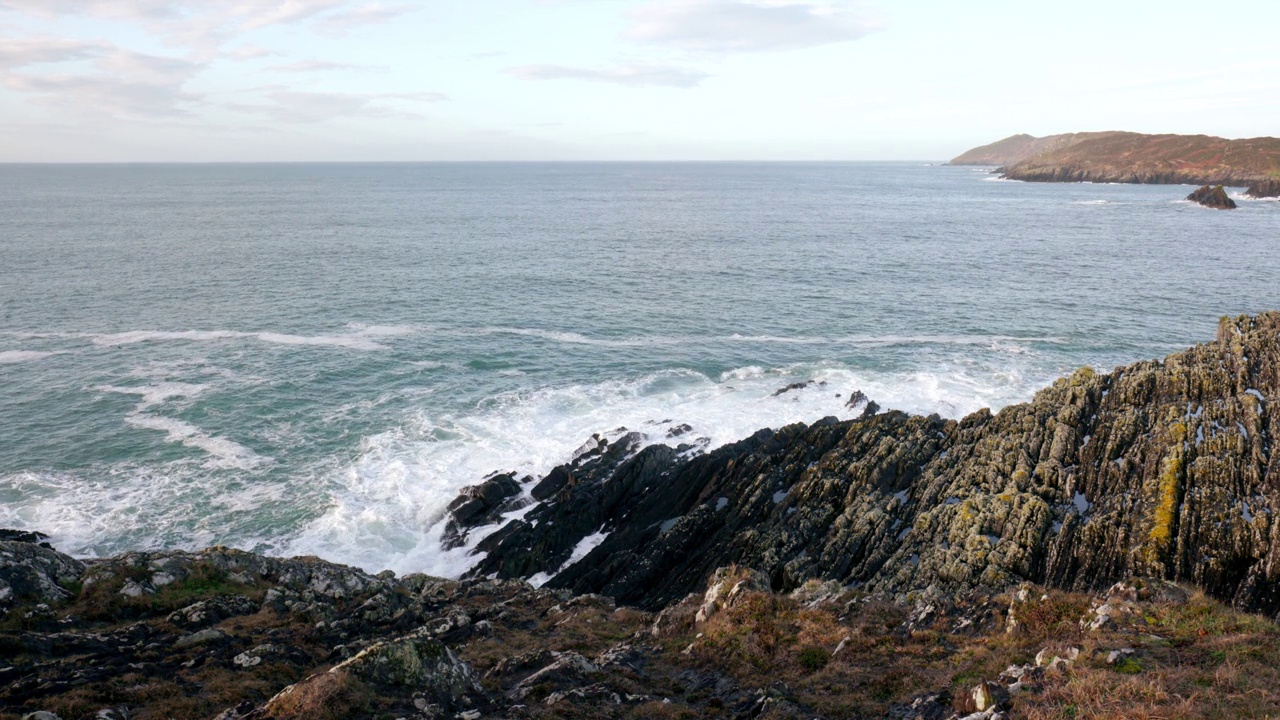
1186;184;1237;209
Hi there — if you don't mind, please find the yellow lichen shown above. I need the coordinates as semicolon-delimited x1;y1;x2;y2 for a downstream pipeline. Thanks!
1145;423;1186;568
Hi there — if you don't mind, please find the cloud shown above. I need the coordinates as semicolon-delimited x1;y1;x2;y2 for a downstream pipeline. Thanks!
627;0;878;52
227;45;274;61
0;37;101;70
229;87;446;123
312;2;414;35
0;37;202;118
4;54;202;119
0;1;407;53
507;64;710;88
268;59;383;73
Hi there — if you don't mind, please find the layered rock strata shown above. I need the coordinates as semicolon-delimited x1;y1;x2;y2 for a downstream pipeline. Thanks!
459;313;1280;615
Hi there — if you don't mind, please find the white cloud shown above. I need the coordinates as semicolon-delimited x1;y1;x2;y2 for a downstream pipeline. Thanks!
269;59;383;73
627;0;878;52
0;37;101;70
507;64;710;88
227;45;274;61
0;37;202;118
312;2;414;35
229;87;446;123
4;51;202;119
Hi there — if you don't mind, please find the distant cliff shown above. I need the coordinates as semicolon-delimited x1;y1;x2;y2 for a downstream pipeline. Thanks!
949;132;1110;167
952;131;1280;190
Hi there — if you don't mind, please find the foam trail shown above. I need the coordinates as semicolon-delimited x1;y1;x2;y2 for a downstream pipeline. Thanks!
0;350;57;364
89;326;415;351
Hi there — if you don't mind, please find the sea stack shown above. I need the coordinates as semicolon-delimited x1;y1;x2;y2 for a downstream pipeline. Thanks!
1187;184;1237;209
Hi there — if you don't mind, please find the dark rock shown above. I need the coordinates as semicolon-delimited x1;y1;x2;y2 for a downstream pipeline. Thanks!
442;474;526;549
886;690;952;720
0;529;52;548
845;390;868;409
1245;178;1280;199
858;400;880;419
463;312;1280;619
167;595;260;629
666;423;693;438
772;381;815;397
1186;185;1237;209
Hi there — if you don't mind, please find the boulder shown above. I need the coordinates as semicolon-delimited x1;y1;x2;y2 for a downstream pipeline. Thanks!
0;537;85;615
1186;185;1237;209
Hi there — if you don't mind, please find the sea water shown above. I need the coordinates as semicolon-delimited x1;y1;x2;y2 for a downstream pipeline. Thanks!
1;162;1276;575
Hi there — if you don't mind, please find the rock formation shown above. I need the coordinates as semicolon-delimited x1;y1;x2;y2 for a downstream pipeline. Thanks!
460;313;1280;616
7;313;1280;718
1186;185;1237;209
1246;178;1280;199
951;131;1280;186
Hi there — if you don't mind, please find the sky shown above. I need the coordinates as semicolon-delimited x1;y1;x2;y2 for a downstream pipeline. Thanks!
0;0;1277;162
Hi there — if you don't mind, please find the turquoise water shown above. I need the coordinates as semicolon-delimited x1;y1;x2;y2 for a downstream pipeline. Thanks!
1;162;1277;574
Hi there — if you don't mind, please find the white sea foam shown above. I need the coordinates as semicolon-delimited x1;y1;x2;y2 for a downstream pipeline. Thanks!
89;326;413;351
0;350;58;364
282;359;1054;576
125;415;265;470
96;382;267;470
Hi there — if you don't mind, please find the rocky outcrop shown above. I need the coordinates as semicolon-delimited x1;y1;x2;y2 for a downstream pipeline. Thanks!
953;131;1280;186
0;533;85;613
462;313;1280;617
1246;178;1280;199
1187;185;1237;209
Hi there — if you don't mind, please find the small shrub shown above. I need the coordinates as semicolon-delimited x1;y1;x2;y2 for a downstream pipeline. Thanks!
798;646;829;671
1114;657;1143;674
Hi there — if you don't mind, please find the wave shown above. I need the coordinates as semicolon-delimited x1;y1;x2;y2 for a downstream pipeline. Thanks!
279;359;1055;576
0;350;58;364
89;326;416;351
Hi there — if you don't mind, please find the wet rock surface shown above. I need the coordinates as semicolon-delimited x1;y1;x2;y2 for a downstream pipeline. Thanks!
462;313;1280;618
1186;184;1237;209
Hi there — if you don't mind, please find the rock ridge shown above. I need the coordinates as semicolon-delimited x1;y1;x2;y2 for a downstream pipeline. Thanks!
459;312;1280;616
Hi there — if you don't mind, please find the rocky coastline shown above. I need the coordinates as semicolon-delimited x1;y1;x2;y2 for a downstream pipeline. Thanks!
951;131;1280;189
6;313;1280;719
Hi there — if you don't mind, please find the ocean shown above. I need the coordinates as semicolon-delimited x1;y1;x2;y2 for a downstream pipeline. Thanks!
1;162;1276;576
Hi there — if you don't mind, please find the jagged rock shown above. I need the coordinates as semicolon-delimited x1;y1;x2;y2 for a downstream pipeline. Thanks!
0;539;85;615
507;651;599;700
174;627;227;648
845;389;869;409
167;595;260;628
956;681;1006;714
773;380;816;396
458;313;1280;619
1187;185;1237;209
1245;179;1280;199
442;474;526;549
886;691;951;719
695;566;771;623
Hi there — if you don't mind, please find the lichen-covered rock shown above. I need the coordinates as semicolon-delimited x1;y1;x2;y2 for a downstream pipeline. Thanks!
464;313;1280;617
0;537;85;616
